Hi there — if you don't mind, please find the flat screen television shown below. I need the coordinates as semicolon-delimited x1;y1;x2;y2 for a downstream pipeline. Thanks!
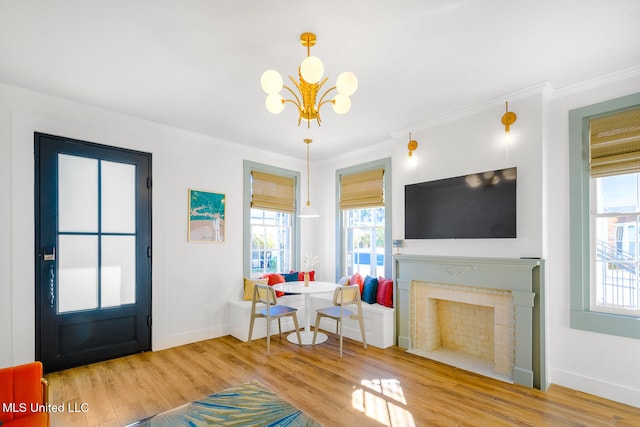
405;167;517;239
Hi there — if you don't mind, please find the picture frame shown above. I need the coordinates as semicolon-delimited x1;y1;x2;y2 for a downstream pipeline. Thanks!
188;188;226;242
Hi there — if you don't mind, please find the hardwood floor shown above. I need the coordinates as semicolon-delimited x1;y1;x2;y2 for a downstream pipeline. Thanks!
45;334;640;426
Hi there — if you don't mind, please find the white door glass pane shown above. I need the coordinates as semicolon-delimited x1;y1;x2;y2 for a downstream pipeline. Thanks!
58;235;98;313
102;161;136;233
58;154;98;232
101;236;136;307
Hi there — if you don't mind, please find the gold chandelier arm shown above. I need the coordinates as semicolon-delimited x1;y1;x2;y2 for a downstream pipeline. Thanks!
317;85;337;109
283;84;302;108
281;84;304;126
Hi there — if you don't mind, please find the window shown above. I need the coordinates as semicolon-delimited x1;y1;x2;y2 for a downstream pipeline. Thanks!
343;207;386;277
592;173;640;315
336;158;392;280
250;209;292;277
569;92;640;339
243;161;300;278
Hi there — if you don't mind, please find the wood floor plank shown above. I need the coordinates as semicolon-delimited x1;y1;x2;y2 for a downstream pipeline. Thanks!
45;334;640;426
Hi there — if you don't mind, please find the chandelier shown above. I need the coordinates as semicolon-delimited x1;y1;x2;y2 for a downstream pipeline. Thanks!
260;32;358;127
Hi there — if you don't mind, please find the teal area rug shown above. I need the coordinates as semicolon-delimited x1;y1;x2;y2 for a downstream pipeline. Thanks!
130;381;323;427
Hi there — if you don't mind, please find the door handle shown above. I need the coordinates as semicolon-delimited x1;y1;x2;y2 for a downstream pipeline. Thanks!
48;264;55;307
42;247;56;307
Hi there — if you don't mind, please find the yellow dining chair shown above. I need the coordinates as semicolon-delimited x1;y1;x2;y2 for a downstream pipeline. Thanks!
248;283;302;355
312;285;367;357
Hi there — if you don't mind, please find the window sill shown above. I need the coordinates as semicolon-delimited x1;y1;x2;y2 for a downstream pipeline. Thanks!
571;309;640;340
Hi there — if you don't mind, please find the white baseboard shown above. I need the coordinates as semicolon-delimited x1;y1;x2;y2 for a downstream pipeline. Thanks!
153;325;227;351
550;368;640;408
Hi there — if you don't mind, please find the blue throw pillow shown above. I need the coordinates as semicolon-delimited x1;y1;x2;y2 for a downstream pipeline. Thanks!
282;272;299;282
362;275;379;304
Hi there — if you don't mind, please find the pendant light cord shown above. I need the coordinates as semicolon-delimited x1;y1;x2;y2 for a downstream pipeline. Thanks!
306;140;311;206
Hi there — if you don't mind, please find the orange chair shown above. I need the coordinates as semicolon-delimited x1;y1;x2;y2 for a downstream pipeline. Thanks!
0;361;49;426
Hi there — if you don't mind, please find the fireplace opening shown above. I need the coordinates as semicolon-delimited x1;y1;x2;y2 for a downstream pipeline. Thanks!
437;300;494;360
410;281;515;383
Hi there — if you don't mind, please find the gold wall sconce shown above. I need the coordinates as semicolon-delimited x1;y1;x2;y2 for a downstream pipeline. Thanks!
408;132;419;157
501;101;517;135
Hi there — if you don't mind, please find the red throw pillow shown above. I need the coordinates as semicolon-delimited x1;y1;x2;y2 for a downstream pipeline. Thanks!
377;277;394;308
350;272;364;295
261;273;285;297
297;270;315;281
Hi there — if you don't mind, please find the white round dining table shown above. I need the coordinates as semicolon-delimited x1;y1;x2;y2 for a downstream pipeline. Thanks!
272;281;338;345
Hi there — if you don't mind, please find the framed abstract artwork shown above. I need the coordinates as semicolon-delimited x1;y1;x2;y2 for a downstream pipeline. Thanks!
188;189;226;242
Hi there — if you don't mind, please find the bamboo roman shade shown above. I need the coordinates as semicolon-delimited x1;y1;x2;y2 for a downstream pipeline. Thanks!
339;168;384;210
590;107;640;178
251;171;295;212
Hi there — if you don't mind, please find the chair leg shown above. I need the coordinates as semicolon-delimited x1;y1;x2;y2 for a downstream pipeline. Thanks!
358;314;367;349
292;313;302;346
338;319;344;358
312;314;322;345
266;316;271;356
277;318;282;337
248;314;256;342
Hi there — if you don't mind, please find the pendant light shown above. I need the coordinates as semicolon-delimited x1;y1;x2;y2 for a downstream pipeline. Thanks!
298;138;319;218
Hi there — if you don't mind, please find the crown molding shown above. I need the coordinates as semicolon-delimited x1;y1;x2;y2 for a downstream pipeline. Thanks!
550;65;640;99
390;82;552;138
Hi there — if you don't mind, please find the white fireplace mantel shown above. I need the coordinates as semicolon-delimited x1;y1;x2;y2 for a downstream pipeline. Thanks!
394;254;546;390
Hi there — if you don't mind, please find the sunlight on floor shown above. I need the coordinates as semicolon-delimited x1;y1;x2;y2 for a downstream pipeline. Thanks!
351;379;416;427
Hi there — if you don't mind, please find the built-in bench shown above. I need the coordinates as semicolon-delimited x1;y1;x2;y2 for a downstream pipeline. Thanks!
228;292;395;349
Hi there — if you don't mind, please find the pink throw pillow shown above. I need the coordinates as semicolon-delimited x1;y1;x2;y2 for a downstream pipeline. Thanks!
376;277;394;308
350;272;364;295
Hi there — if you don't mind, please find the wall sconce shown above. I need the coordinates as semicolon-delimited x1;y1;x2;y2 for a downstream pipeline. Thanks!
501;101;517;136
408;133;418;157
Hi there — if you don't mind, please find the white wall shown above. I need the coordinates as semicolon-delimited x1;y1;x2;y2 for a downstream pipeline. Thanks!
0;82;303;365
546;69;640;408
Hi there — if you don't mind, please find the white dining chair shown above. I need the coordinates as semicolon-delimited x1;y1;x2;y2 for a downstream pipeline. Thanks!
248;283;302;355
312;285;367;357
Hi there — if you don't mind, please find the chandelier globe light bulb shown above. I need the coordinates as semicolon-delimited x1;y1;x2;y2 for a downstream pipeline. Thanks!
332;94;351;114
261;69;283;94
265;93;285;114
336;71;358;96
300;56;324;83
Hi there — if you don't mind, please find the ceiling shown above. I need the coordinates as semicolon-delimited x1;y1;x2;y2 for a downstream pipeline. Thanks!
1;1;639;160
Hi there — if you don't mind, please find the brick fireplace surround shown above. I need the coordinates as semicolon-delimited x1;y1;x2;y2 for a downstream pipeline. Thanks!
394;255;546;390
